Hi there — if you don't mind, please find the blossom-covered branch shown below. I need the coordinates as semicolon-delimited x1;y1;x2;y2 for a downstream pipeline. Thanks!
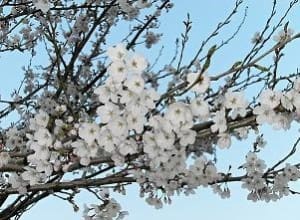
0;0;300;219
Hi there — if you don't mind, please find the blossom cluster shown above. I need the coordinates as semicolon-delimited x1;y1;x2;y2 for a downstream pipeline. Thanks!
242;152;300;202
253;85;300;130
83;189;128;220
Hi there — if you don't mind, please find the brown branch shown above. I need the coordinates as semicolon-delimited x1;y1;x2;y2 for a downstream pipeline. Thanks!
0;176;135;196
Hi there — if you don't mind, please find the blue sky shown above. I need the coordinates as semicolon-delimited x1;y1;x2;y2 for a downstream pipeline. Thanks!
1;0;300;219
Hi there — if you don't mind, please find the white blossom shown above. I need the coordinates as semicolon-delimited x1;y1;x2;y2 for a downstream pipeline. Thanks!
96;103;120;124
211;109;227;133
253;105;276;125
187;72;210;94
107;43;128;61
126;53;148;74
259;89;281;109
79;122;100;145
0;152;10;167
190;97;210;120
125;74;145;94
33;0;50;13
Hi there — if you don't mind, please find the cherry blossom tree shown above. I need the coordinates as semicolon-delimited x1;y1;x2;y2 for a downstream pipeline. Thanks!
0;0;300;219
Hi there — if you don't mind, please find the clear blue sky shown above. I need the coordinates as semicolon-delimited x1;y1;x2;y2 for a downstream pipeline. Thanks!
1;0;300;219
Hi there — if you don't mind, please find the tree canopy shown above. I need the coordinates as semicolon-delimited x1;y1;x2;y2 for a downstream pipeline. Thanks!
0;0;300;219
